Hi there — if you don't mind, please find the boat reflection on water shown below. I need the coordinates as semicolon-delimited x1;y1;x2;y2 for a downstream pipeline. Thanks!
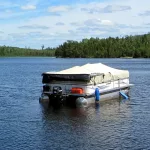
38;97;132;150
39;97;131;121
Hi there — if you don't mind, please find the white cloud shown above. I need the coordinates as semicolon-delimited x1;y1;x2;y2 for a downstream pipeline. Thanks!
48;5;71;13
106;5;131;12
139;10;150;16
70;22;81;26
18;25;49;29
100;20;114;26
81;5;131;13
84;19;114;26
56;22;65;26
21;5;36;10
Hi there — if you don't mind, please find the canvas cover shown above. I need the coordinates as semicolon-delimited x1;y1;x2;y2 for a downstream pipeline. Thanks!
42;63;129;84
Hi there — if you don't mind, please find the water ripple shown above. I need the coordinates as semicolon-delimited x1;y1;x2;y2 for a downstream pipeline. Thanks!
0;58;150;150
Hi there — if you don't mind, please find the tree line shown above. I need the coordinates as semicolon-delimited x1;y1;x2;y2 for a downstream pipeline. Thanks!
0;46;55;57
55;33;150;58
1;33;150;58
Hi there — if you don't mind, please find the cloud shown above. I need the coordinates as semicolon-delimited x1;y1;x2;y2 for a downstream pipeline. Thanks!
55;22;65;26
5;31;68;48
18;25;49;30
8;33;27;41
115;24;142;29
101;20;114;25
81;5;131;13
139;11;150;16
8;31;58;40
27;32;52;38
70;22;81;26
7;32;53;43
77;26;103;33
76;26;119;33
144;23;150;25
103;5;131;13
68;30;75;34
84;19;114;26
48;5;71;13
21;5;36;10
47;12;61;16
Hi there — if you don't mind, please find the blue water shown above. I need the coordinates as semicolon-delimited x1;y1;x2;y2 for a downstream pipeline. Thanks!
0;57;150;150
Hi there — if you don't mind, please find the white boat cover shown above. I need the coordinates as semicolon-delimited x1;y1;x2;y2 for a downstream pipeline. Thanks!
43;63;129;84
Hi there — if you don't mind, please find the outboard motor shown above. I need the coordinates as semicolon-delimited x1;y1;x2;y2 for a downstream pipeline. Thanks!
50;86;64;107
53;86;62;95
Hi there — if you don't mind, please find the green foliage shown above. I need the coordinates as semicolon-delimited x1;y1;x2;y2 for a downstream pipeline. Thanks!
55;33;150;58
0;46;55;57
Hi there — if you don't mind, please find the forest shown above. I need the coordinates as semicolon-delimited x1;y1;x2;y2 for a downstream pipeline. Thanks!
0;46;55;57
55;33;150;58
0;33;150;58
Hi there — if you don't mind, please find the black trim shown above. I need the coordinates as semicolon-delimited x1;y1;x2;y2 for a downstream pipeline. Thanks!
42;73;91;83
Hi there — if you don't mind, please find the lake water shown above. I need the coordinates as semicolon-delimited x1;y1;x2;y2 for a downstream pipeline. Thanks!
0;57;150;150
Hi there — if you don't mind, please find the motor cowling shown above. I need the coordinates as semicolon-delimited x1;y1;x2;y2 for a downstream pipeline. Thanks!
50;86;64;108
53;86;62;95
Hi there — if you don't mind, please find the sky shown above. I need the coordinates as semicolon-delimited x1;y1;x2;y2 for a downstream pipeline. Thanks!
0;0;150;49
